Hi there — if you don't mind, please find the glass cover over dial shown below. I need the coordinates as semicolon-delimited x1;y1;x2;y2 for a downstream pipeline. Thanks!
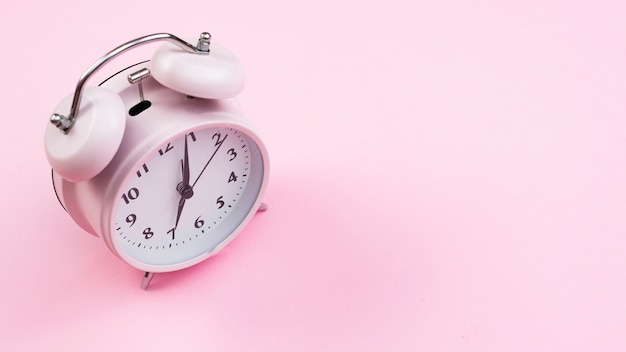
113;126;264;266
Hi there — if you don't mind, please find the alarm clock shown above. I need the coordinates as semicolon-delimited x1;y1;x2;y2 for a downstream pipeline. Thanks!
44;32;269;289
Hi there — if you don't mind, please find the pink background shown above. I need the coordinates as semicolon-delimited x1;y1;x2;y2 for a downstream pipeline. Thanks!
1;0;625;350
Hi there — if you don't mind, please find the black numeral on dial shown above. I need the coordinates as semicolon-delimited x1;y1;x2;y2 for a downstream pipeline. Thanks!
136;163;149;178
227;148;237;161
212;133;227;147
122;188;140;204
126;214;137;227
195;216;205;228
159;143;174;155
143;227;154;239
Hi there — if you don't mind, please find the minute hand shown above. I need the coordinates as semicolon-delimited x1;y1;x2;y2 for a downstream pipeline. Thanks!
174;135;192;230
191;134;227;188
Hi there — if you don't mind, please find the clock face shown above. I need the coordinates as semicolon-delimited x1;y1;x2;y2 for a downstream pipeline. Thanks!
111;125;265;267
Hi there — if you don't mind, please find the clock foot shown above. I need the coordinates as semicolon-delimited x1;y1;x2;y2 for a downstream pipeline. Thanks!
141;271;155;290
257;202;268;212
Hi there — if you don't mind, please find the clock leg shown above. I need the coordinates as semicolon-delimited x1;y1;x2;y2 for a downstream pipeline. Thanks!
257;202;269;212
141;271;155;290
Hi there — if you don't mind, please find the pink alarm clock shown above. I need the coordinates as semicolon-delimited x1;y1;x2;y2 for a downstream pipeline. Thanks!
44;32;269;289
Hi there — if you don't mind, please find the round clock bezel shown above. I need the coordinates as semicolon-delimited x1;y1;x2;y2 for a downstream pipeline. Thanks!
100;121;269;273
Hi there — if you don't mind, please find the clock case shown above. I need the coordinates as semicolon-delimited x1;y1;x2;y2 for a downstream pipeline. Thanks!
49;35;269;281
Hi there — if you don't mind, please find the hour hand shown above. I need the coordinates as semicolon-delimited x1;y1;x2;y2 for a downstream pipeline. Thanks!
175;196;186;229
174;197;185;228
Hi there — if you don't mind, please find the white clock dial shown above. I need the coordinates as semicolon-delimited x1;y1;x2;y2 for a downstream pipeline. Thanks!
112;125;264;267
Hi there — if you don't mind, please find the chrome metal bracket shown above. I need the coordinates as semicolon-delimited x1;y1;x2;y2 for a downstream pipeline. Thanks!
50;32;212;134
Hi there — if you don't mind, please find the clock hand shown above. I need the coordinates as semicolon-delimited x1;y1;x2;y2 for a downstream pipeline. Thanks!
191;134;227;188
182;135;190;186
174;196;186;229
174;135;193;230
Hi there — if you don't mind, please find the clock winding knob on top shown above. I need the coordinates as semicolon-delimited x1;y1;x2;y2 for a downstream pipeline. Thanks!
44;86;126;182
